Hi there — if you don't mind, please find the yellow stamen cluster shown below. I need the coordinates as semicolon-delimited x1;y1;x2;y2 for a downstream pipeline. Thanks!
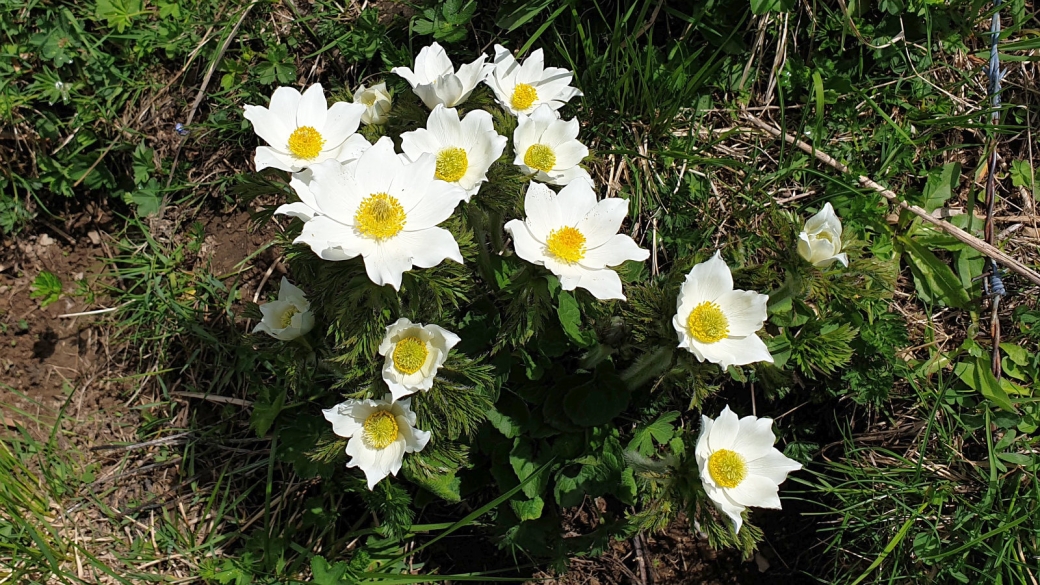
355;193;406;240
287;126;324;160
523;144;556;173
546;227;586;264
360;93;377;106
362;410;399;450
687;301;729;344
392;336;429;375
510;83;538;111
707;449;747;489
435;147;469;183
279;306;298;329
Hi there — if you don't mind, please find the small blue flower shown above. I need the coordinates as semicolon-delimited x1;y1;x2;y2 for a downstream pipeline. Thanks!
175;123;189;136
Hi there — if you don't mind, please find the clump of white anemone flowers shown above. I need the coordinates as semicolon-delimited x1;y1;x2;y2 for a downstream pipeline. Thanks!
505;182;649;300
322;393;430;490
401;105;507;202
696;405;802;534
797;202;848;268
243;83;371;173
279;137;467;290
378;318;461;402
253;277;315;341
486;45;582;116
353;82;392;126
513;105;591;186
392;42;491;110
672;252;773;369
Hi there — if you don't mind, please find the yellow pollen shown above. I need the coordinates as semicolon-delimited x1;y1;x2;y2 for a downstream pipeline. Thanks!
279;306;298;329
707;449;747;488
524;144;556;173
355;193;406;240
687;301;729;344
362;410;399;450
360;93;377;106
287;126;324;160
546;226;586;264
435;147;469;183
510;83;538;111
392;336;429;375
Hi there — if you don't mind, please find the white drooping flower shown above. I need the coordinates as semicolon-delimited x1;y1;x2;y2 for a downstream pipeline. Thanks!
253;277;315;341
354;82;392;126
280;137;467;290
485;45;582;116
391;42;491;109
696;405;802;534
797;202;848;268
378;318;461;401
505;182;649;300
513;105;591;186
672;252;773;369
322;393;431;490
243;84;371;173
400;105;507;201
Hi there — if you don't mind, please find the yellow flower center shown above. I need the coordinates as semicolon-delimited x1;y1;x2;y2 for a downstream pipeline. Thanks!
707;449;747;489
545;226;586;264
392;336;429;375
523;144;556;173
355;193;406;240
687;301;730;344
435;147;469;183
510;83;538;111
287;126;324;160
360;93;377;106
279;306;298;329
362;410;399;450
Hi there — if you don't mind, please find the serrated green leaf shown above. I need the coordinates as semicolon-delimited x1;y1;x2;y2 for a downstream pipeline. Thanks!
557;290;595;347
509;496;544;521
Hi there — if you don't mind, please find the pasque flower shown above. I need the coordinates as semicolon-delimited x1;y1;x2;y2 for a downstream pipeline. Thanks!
253;277;315;341
280;137;467;290
401;105;507;201
392;42;491;109
505;181;648;300
696;406;802;534
378;318;461;402
486;45;582;116
354;82;392;126
244;83;370;173
673;252;773;369
797;202;848;268
323;393;431;490
513;105;591;186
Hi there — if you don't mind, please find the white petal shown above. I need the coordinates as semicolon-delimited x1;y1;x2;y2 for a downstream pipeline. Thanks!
354;137;400;196
394;227;464;269
707;405;739;452
268;86;303;120
548;165;592;187
540;117;580;149
522;182;563;241
505;219;547;266
552;140;588;169
400;177;464;230
392;66;421;87
747;448;802;485
322;401;373;438
727;475;782;509
426;104;464;147
561;266;625;300
400;128;443;160
419;43;453;81
295;215;369;259
254;146;295;172
692;334;773;369
704;484;746;534
715;289;768;338
322;101;365;147
326;133;373;165
275;202;317;221
576;198;629;247
678;252;733;306
695;414;713;465
580;234;647;270
362;240;414;290
296;83;328;130
730;416;777;461
306;159;364;223
277;277;308;305
243;105;292;150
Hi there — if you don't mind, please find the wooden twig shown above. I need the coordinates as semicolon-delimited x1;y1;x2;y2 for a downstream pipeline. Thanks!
740;112;1040;287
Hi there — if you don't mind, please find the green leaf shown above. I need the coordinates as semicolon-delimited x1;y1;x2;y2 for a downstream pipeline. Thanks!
495;0;554;32
487;391;529;439
921;162;961;213
619;346;674;391
510;439;551;499
557;290;595;347
750;0;794;14
899;236;971;309
954;359;1016;412
509;496;544;521
250;386;286;437
996;452;1033;466
95;0;143;33
405;467;462;503
131;179;162;217
563;374;630;427
1010;160;1034;189
310;556;351;585
627;411;680;456
30;271;63;308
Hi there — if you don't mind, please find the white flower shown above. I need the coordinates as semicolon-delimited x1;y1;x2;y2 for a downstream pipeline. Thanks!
513;105;591;186
243;84;371;173
504;182;648;300
696;406;802;534
253;277;315;341
672;252;773;369
322;393;431;490
354;82;392;126
280;137;466;290
392;42;491;109
400;105;507;202
378;318;461;401
486;45;582;116
797;202;848;268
